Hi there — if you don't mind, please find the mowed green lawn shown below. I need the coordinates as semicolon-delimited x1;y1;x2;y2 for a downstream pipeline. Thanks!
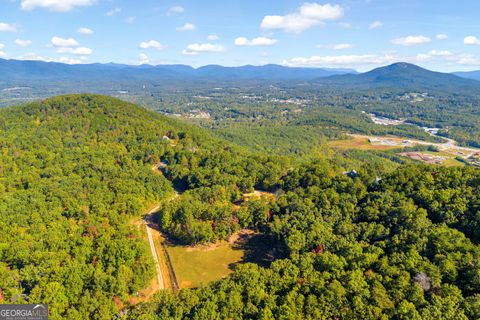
166;243;245;288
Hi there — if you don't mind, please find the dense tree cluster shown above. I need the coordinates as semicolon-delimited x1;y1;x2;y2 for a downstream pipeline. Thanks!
135;165;480;319
1;94;479;319
0;95;289;318
157;188;274;245
0;95;182;318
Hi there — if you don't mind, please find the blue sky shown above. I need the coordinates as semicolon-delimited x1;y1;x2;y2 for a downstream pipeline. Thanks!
1;0;480;71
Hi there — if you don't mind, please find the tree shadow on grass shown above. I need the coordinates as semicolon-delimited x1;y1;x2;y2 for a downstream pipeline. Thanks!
230;233;288;269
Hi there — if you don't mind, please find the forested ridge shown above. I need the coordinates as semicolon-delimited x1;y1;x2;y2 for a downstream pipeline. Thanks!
0;94;479;319
0;95;286;318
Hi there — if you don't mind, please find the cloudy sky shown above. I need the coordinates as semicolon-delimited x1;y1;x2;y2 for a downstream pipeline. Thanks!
1;0;480;71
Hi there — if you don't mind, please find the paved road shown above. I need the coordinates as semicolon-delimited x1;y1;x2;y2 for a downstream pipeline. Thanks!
144;206;164;290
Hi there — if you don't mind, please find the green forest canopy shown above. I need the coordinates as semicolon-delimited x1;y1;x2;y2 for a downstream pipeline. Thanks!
0;95;479;319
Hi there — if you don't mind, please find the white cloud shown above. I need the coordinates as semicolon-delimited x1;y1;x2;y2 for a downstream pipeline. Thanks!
317;43;353;50
138;53;149;64
182;43;225;55
260;2;343;33
139;40;166;50
18;53;83;64
283;54;397;67
338;22;351;28
125;16;136;24
0;43;4;50
428;50;453;56
414;50;453;62
57;46;92;55
58;56;84;63
369;21;383;29
77;27;93;35
391;35;431;46
436;34;448;40
414;53;431;62
50;36;91;56
105;7;121;16
20;0;95;12
414;50;480;67
234;37;277;46
299;2;343;19
176;23;196;32
51;36;79;47
0;51;6;58
167;5;184;15
207;35;219;41
282;50;480;70
15;39;32;47
18;53;44;60
0;22;17;32
332;43;352;50
455;53;480;66
464;36;480;46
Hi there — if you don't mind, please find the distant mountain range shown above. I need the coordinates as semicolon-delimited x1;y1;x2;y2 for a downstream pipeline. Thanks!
0;58;356;81
452;70;480;81
1;58;480;91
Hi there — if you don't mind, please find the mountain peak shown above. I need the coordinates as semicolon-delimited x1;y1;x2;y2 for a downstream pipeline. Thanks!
323;62;479;90
386;62;419;69
367;62;426;75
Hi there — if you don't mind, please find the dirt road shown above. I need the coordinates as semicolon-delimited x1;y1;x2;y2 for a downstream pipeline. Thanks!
144;206;164;290
143;163;180;292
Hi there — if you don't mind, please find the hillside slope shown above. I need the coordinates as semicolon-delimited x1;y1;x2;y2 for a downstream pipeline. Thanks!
1;95;480;319
0;94;286;318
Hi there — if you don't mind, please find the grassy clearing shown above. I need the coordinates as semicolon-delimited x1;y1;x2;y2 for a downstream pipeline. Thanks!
330;136;466;167
165;241;245;289
329;135;399;151
441;158;465;167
